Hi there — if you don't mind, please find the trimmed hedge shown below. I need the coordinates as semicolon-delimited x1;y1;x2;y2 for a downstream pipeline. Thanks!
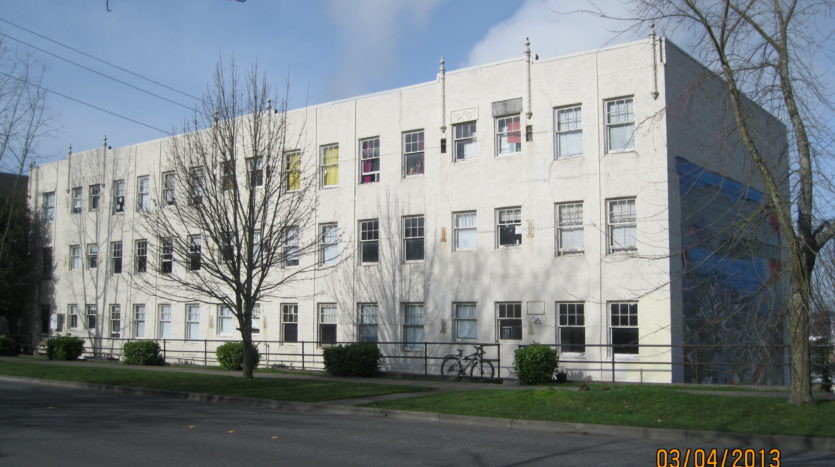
216;341;260;371
123;340;164;366
514;344;558;385
0;335;17;356
322;343;382;377
46;336;84;361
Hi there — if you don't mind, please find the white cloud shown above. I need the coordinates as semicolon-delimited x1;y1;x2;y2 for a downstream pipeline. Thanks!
326;0;442;97
466;0;687;66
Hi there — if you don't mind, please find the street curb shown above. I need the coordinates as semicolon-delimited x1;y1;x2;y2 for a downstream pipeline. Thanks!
2;375;832;451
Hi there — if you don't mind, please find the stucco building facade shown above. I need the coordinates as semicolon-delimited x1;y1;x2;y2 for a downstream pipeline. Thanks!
29;37;787;383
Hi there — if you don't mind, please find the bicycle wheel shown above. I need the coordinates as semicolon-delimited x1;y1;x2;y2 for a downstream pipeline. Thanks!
441;356;464;381
469;360;495;382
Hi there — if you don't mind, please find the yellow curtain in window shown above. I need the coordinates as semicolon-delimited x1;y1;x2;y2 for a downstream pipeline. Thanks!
286;153;301;191
322;146;339;186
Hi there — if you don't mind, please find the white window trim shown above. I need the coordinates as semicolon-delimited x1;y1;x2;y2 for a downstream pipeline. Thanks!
554;105;583;159
453;211;477;252
607;197;637;253
359;137;380;183
402;215;424;262
453;121;477;162
609;301;639;357
604;97;636;154
556;202;584;255
495;207;522;248
358;219;379;265
556;302;585;355
495;114;522;156
185;304;200;340
496;302;522;341
320;144;339;188
453;302;478;341
402;130;425;177
402;302;425;351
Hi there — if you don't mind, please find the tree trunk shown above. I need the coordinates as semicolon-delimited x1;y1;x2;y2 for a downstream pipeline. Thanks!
788;280;813;404
241;329;254;379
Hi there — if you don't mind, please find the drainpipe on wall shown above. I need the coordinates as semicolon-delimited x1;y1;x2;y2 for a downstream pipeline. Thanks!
650;24;659;100
524;38;533;120
438;57;446;134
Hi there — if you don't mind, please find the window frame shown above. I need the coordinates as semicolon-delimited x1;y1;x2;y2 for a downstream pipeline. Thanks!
71;187;83;213
188;167;205;206
453;302;477;341
158;304;172;339
88;184;100;211
557;302;585;354
402;215;424;262
162;172;176;206
110;241;122;275
556;202;584;255
607;198;637;253
402;302;425;351
185;304;200;340
320;144;339;187
160;237;173;274
495;207;522;248
69;245;81;270
284;151;301;191
318;303;337;346
137;176;150;211
359;219;379;264
610;302;639;355
357;303;378;343
135;239;147;273
284;226;300;267
86;304;97;330
87;243;99;270
112;179;125;214
453;211;477;251
359;137;380;184
604;97;635;153
68;304;79;329
42;192;55;221
42;247;52;278
496;302;522;340
247;156;264;188
133;304;146;338
217;304;236;336
281;303;299;343
495;114;522;156
319;223;338;266
555;105;583;158
188;235;202;271
109;304;121;338
453;121;477;161
402;130;425;177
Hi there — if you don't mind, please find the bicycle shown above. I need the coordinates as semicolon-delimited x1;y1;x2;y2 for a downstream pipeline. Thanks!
440;344;495;382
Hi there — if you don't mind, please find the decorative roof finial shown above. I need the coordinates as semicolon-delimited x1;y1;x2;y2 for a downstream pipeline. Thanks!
103;135;108;147
267;98;273;111
67;144;73;156
649;23;656;40
524;37;531;58
439;56;445;74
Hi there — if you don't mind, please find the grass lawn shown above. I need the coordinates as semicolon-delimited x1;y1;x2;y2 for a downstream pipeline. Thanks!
365;385;835;438
0;360;433;403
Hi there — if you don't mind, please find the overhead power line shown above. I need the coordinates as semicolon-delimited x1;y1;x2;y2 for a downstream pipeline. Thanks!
1;70;171;135
0;31;195;111
0;16;202;102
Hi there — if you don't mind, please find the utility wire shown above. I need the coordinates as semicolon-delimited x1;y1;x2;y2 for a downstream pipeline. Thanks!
0;31;195;111
1;70;171;135
0;16;202;102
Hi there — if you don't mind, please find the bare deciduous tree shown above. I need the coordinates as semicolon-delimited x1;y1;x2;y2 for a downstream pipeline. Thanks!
586;0;833;404
139;61;319;378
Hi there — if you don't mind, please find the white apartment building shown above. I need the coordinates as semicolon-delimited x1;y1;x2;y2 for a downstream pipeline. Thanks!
29;37;787;383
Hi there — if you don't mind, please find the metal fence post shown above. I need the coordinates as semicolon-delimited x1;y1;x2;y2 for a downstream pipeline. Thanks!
496;344;501;379
301;341;305;370
611;345;616;382
424;342;428;376
203;340;207;366
162;339;166;361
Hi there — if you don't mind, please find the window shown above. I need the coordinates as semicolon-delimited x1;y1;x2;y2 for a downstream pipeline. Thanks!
71;187;83;213
186;304;200;340
497;302;522;340
403;215;424;261
318;303;337;345
248;156;263;188
611;302;638;354
160;238;173;274
86;304;97;330
558;303;585;353
134;304;145;338
607;198;637;252
188;235;202;271
285;151;300;191
68;304;79;329
555;105;582;158
158;304;172;338
453;121;477;161
359;220;379;263
605;97;635;152
358;303;378;343
69;245;81;270
403;303;424;350
111;241;122;274
135;239;147;273
321;144;339;187
496;207;521;247
89;184;100;211
189;167;204;205
42;192;55;221
137;176;150;211
453;211;477;251
87;243;98;269
496;115;521;155
42;247;52;278
110;304;121;338
454;303;477;340
403;130;424;176
556;203;583;254
112;180;125;213
221;160;235;191
252;304;261;333
320;223;338;266
359;137;380;183
162;172;176;205
220;231;235;262
218;305;235;335
284;226;299;267
252;230;262;262
280;303;298;342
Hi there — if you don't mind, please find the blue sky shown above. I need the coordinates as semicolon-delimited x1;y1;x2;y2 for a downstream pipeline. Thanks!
0;0;657;165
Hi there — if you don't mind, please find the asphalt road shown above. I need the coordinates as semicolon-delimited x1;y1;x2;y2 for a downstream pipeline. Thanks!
1;380;832;466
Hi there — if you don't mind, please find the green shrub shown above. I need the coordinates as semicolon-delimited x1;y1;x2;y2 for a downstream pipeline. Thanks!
0;335;17;356
322;343;382;377
123;340;164;366
216;341;260;370
46;336;84;361
514;344;558;385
